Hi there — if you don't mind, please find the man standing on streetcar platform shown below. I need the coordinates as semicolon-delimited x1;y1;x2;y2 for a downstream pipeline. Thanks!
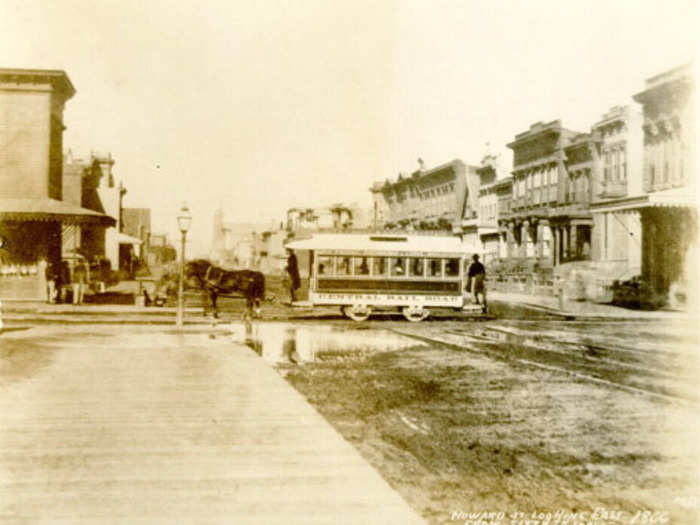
467;253;487;313
285;248;301;304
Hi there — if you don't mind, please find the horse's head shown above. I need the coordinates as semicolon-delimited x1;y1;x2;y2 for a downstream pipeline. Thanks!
184;259;211;288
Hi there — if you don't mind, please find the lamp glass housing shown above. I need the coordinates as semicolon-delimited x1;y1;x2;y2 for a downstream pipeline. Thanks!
177;205;192;233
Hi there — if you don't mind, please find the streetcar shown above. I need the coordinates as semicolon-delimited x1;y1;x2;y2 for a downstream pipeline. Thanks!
285;233;482;322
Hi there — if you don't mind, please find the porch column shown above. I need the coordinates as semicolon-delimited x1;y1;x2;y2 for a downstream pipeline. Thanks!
535;221;544;259
506;222;515;258
521;220;529;258
562;226;569;261
570;224;578;260
552;226;560;266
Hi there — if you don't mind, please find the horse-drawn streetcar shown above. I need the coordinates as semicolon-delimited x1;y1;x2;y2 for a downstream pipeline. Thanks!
285;234;481;322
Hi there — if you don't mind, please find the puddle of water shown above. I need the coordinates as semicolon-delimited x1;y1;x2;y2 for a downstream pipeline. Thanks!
226;321;423;365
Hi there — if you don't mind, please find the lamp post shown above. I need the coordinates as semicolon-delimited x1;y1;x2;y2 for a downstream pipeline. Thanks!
176;203;192;327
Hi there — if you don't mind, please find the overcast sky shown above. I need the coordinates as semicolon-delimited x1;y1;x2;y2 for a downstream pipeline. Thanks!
0;0;696;256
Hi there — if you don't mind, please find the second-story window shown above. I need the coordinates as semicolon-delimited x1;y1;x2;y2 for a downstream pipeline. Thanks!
604;151;611;183
621;149;627;181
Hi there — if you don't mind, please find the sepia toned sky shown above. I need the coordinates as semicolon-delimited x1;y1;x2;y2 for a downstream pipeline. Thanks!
0;0;696;256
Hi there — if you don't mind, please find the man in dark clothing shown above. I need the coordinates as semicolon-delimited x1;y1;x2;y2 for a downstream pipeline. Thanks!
57;261;71;303
467;254;487;313
45;261;57;303
285;249;301;303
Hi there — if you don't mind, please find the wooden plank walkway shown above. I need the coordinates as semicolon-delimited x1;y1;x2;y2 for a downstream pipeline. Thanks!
0;326;424;524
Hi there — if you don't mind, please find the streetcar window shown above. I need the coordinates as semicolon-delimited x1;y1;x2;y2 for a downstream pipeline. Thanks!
391;257;406;276
353;257;370;276
427;258;442;277
336;256;351;276
408;257;424;277
371;257;387;276
317;255;332;275
445;258;460;277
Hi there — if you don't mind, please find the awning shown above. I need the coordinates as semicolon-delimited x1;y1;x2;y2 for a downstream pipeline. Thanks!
0;198;116;226
117;232;143;245
590;188;698;214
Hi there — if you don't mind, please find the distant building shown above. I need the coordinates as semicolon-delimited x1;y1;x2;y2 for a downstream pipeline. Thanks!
286;202;369;234
141;231;176;267
210;208;277;268
121;207;152;266
475;152;512;262
253;227;287;274
370;159;479;234
122;208;151;246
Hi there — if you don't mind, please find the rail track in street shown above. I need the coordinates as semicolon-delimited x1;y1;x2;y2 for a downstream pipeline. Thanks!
390;321;700;407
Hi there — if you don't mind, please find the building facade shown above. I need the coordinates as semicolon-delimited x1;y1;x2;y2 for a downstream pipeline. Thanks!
475;153;511;262
287;202;369;234
501;120;589;266
371;159;479;234
122;208;151;247
0;69;114;299
210;208;277;268
632;64;696;302
589;105;644;278
62;151;127;270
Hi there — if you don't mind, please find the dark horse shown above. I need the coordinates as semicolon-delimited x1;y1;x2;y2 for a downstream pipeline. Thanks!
185;259;265;319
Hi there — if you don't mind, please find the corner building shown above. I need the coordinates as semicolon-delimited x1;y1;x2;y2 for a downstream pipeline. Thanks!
0;69;114;299
633;64;697;302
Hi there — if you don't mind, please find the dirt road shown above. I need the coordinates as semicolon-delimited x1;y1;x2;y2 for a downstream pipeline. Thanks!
263;318;700;524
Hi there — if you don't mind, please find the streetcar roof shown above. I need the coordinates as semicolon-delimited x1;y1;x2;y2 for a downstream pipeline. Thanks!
285;233;481;255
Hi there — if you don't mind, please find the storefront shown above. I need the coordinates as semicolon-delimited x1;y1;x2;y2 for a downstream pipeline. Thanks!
589;189;698;305
0;198;115;300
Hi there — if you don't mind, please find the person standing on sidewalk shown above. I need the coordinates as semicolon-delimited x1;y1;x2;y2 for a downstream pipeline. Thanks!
72;260;88;305
285;249;301;304
467;254;487;313
45;260;57;303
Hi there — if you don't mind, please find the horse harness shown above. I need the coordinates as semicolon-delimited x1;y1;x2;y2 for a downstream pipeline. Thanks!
201;262;252;297
203;263;225;290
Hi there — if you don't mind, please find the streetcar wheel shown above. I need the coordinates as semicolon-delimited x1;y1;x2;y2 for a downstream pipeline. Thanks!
342;305;372;322
401;306;429;322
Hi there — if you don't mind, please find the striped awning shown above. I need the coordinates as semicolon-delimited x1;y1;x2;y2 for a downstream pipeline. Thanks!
0;198;116;226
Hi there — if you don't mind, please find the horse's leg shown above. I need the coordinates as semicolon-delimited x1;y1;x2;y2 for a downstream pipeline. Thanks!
211;291;219;319
244;296;253;321
254;298;261;318
201;289;210;317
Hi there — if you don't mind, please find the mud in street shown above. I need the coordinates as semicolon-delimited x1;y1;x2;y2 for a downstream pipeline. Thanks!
235;318;700;524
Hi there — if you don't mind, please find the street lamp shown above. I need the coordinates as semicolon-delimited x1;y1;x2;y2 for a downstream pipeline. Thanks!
176;203;192;327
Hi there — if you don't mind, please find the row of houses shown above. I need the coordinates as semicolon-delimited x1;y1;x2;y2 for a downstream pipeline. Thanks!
371;63;697;303
0;68;174;300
